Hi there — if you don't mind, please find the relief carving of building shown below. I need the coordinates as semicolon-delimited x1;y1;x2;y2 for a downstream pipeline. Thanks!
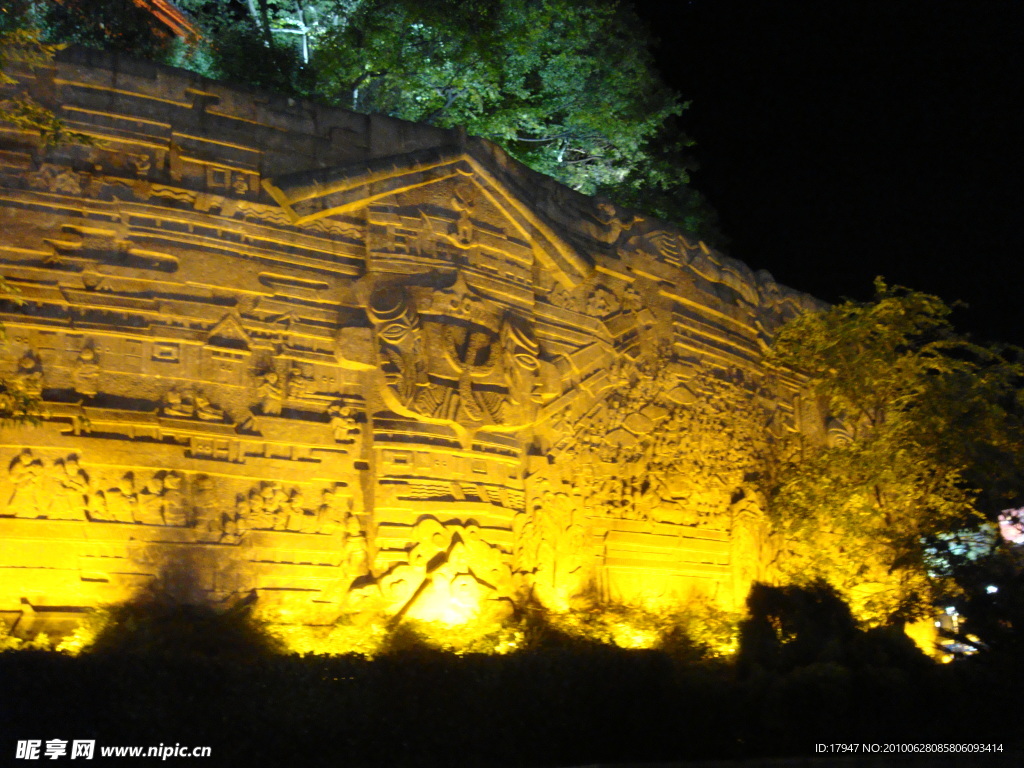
0;48;823;633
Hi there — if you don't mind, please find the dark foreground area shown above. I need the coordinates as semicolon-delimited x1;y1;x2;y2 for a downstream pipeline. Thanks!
3;643;1021;768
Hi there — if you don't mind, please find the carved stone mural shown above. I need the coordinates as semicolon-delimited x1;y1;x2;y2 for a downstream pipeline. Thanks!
0;48;824;634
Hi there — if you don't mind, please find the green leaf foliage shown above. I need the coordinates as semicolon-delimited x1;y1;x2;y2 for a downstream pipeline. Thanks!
311;0;685;191
767;280;1024;625
160;0;720;241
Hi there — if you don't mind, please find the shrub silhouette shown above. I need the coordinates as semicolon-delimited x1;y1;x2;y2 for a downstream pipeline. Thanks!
737;581;928;675
86;598;284;661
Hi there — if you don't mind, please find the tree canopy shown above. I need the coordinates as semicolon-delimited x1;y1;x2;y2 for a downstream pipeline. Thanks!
307;0;684;191
766;280;1024;626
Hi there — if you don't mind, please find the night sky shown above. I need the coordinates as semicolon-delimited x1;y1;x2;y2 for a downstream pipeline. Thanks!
637;0;1023;344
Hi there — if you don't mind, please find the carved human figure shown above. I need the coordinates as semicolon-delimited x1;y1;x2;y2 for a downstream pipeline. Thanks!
193;392;224;422
131;154;151;176
343;515;369;576
440;322;498;423
86;487;111;522
643;471;693;526
450;180;476;246
234;493;252;530
51;457;89;520
463;523;510;590
8;450;44;518
135;474;166;525
498;319;543;424
162;388;194;418
106;473;138;524
327;403;356;441
214;484;245;541
163;472;187;526
517;483;590;607
220;506;241;541
190;475;221;539
246;488;274;530
368;287;429;408
585;197;638;246
256;371;285;415
287;488;317;533
286;366;312;399
408;518;450;570
12;354;43;397
318;485;350;534
28;165;82;195
72;346;100;397
261;482;289;530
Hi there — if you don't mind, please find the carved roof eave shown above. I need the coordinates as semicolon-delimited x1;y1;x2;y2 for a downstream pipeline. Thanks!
262;147;591;290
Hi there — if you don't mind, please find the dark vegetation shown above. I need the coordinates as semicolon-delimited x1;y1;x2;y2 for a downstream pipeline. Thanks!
3;582;1022;767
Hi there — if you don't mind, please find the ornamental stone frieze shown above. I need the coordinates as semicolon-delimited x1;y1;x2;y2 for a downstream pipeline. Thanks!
0;47;822;634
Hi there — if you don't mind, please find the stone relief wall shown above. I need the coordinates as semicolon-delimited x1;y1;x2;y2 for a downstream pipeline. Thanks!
0;48;822;632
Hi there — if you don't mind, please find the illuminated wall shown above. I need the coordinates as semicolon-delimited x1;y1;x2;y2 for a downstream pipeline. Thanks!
0;48;822;634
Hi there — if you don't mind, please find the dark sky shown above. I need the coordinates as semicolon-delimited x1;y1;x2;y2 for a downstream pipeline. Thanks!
636;0;1024;344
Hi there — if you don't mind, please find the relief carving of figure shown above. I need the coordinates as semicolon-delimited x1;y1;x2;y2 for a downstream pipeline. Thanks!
162;388;194;418
256;371;285;415
636;469;694;526
50;456;89;520
135;474;166;525
72;346;100;397
438;320;499;424
238;481;292;531
450;180;476;247
585;198;638;247
235;481;356;536
497;319;556;425
368;280;558;435
7;450;44;518
622;283;644;313
219;504;243;542
12;354;43;397
163;472;188;526
29;164;82;195
319;484;351;534
343;515;369;577
163;388;225;422
193;392;225;422
516;484;589;608
286;366;313;399
244;488;271;530
131;154;151;177
105;473;138;524
547;283;581;312
367;285;430;410
327;403;357;441
287;488;318;533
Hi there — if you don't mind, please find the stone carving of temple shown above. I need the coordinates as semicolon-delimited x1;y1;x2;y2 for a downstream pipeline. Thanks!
0;48;824;635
